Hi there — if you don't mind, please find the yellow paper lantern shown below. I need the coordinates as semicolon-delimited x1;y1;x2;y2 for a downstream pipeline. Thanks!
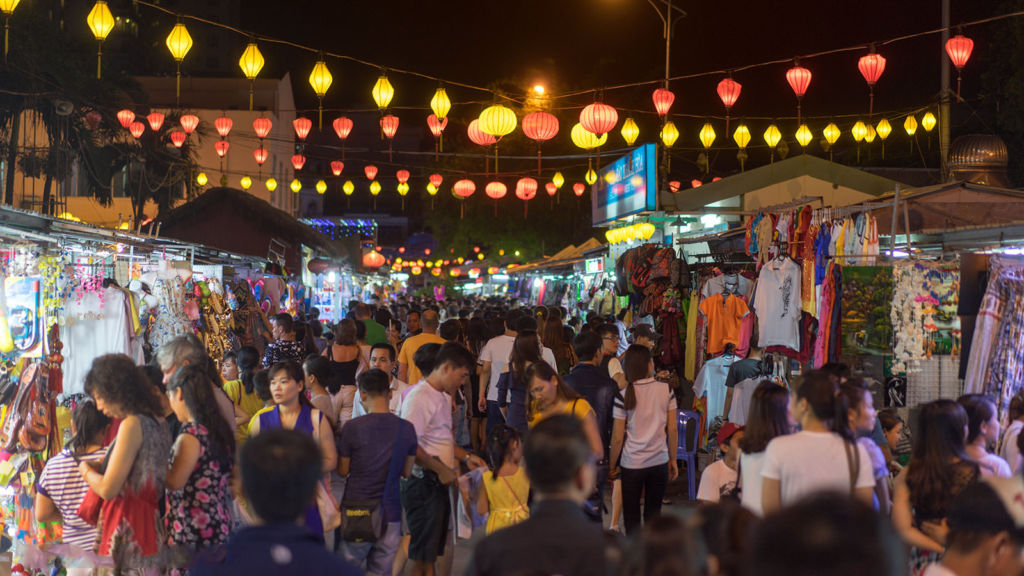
763;124;781;148
430;87;451;120
852;121;867;143
0;0;20;15
87;1;113;40
823;123;841;145
196;172;208;186
864;124;877;143
699;123;716;149
479;105;517;138
166;24;192;62
585;169;597;185
621;117;639;146
660;121;679;148
290;178;302;193
240;175;252;190
316;180;327;194
552;172;564;189
921;112;937;132
904;115;918;136
733;124;751;149
478;253;485;260
239;42;264;80
876;118;892;141
372;75;394;110
426;182;438;196
795;124;813;147
370;181;381;196
309;59;333;99
266;178;278;192
571;123;608;149
397;182;409;196
343;180;355;195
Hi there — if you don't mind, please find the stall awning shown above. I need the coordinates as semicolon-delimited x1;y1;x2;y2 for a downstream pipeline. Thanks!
510;238;607;274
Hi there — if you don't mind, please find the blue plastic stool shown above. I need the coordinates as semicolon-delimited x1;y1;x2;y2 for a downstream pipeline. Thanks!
676;409;700;501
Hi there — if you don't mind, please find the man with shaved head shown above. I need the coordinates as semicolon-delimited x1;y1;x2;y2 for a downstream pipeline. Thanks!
398;309;446;386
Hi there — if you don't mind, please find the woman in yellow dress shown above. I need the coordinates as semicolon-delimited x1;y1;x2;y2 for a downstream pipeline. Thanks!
478;425;531;534
525;361;605;459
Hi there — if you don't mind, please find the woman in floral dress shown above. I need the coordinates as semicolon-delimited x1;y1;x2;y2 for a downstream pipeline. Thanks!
165;365;236;566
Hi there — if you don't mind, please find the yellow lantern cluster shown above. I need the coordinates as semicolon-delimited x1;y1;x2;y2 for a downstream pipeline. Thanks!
733;124;751;149
621;117;639;146
479;104;517;138
430;87;451;120
699;123;716;149
572;123;607;149
660;122;679;148
372;75;395;110
605;222;656;245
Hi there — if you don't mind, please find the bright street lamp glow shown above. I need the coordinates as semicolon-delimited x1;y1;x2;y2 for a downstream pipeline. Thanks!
533;84;545;95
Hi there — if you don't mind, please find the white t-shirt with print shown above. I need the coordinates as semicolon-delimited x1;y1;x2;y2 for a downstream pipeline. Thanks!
613;378;677;469
400;380;454;469
753;258;802;350
761;431;874;507
697;459;738;503
479;335;515;402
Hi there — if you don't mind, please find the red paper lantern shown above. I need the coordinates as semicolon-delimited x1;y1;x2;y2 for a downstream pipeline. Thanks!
117;109;135;129
332;116;353;140
293;117;312;141
572;183;585;197
364;165;378;180
215;140;230;158
467;119;497;146
291;154;306;170
169;130;186;148
128;121;145;139
146;112;165;131
786;65;812;99
522;112;559;142
858;53;886;86
712;177;722;182
396;169;410;184
946;34;974;69
253;117;273;139
362;251;385;268
180;114;199;134
580;102;618;136
453;179;476;198
652;88;675;117
473;246;480;253
716;78;742;109
545;182;557;197
425;248;431;255
380;115;399;139
253;147;268;165
85;110;102;130
427;114;448;138
515;177;538;200
691;179;703;188
331;160;344;176
429;173;443;188
398;247;406;254
485;181;507;200
214;116;233;138
669;180;681;194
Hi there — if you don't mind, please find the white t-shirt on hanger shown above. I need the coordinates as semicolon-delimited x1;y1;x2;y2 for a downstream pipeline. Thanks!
753;258;802;350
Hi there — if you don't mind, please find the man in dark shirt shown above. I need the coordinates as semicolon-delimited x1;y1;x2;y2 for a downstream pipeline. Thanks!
192;429;361;576
261;313;306;367
466;415;619;576
563;331;617;519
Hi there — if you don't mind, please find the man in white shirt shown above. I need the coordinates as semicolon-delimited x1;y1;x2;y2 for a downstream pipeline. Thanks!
400;343;485;576
478;309;521;436
351;343;408;418
697;423;744;504
924;476;1024;576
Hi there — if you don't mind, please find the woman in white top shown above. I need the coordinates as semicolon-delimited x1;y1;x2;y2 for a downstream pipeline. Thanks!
761;370;874;514
959;393;1013;478
737;380;793;516
609;345;678;536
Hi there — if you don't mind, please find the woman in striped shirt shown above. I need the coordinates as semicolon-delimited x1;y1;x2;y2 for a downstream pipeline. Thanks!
35;400;111;552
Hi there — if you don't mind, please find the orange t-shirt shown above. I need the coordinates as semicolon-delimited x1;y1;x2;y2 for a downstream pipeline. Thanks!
699;293;750;355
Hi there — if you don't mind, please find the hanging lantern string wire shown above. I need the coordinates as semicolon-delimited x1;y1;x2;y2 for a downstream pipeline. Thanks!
134;0;1020;105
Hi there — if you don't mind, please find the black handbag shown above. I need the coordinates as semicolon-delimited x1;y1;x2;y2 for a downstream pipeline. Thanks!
340;499;384;542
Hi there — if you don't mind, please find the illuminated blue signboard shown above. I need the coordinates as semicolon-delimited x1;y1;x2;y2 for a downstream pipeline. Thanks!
591;143;658;226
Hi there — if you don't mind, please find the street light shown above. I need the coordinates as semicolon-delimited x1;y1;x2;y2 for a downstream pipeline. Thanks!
644;0;687;86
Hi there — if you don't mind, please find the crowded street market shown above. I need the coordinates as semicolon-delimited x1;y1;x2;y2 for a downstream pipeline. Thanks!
0;0;1021;575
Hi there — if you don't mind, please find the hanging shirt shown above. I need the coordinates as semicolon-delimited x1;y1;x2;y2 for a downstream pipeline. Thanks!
699;294;749;356
753;258;802;350
702;273;753;300
693;354;736;434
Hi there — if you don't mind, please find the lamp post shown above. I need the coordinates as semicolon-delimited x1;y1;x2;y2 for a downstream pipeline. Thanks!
645;0;686;88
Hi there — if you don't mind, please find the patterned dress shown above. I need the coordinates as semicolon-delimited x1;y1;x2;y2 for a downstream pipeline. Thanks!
166;423;232;551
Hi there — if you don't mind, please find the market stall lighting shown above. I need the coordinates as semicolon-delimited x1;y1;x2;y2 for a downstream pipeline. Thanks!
605;222;655;244
652;88;675;117
180;114;199;134
333;116;353;140
429;173;443;188
254;147;268;165
170;130;186;148
876;118;892;140
580;102;618;136
293;117;312;141
331;160;344;176
922;112;937;132
823;122;840;145
316;180;327;194
240;176;252;190
467;119;498;147
253;117;273;139
372;74;395;109
552;172;564;189
863;124;877;143
309;57;332;127
266;178;277;191
215;140;230;157
660;121;679;148
117;109;135;129
584;169;597;185
763;124;781;148
291;154;305;170
570;123;607;149
145;112;164;132
239;42;265;110
196;172;208;186
621;117;639;146
430;87;451;120
369;181;381;196
363;250;385;268
364;165;378;180
290;178;302;193
795;124;812;147
852;120;867;142
945;34;974;97
699;122;716;148
129;121;145;138
343;180;354;195
904;115;918;136
573;182;586;197
733;124;751;149
87;1;114;77
480;104;517;138
214;116;233;138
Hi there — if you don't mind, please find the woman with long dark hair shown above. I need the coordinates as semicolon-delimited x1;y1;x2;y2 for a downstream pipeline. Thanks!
165;365;236;561
541;313;573;375
609;345;679;535
893;399;980;575
223;346;263;441
79;354;172;559
497;330;544;435
760;370;874;515
525;361;604;457
958;393;1012;478
323;318;367;428
737;381;793;516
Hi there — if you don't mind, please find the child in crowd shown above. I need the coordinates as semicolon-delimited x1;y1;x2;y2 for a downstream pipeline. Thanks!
698;423;744;504
462;424;530;535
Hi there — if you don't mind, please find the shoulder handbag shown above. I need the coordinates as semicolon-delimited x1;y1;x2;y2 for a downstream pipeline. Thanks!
77;440;114;526
843;439;861;494
311;411;342;533
340;421;403;542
